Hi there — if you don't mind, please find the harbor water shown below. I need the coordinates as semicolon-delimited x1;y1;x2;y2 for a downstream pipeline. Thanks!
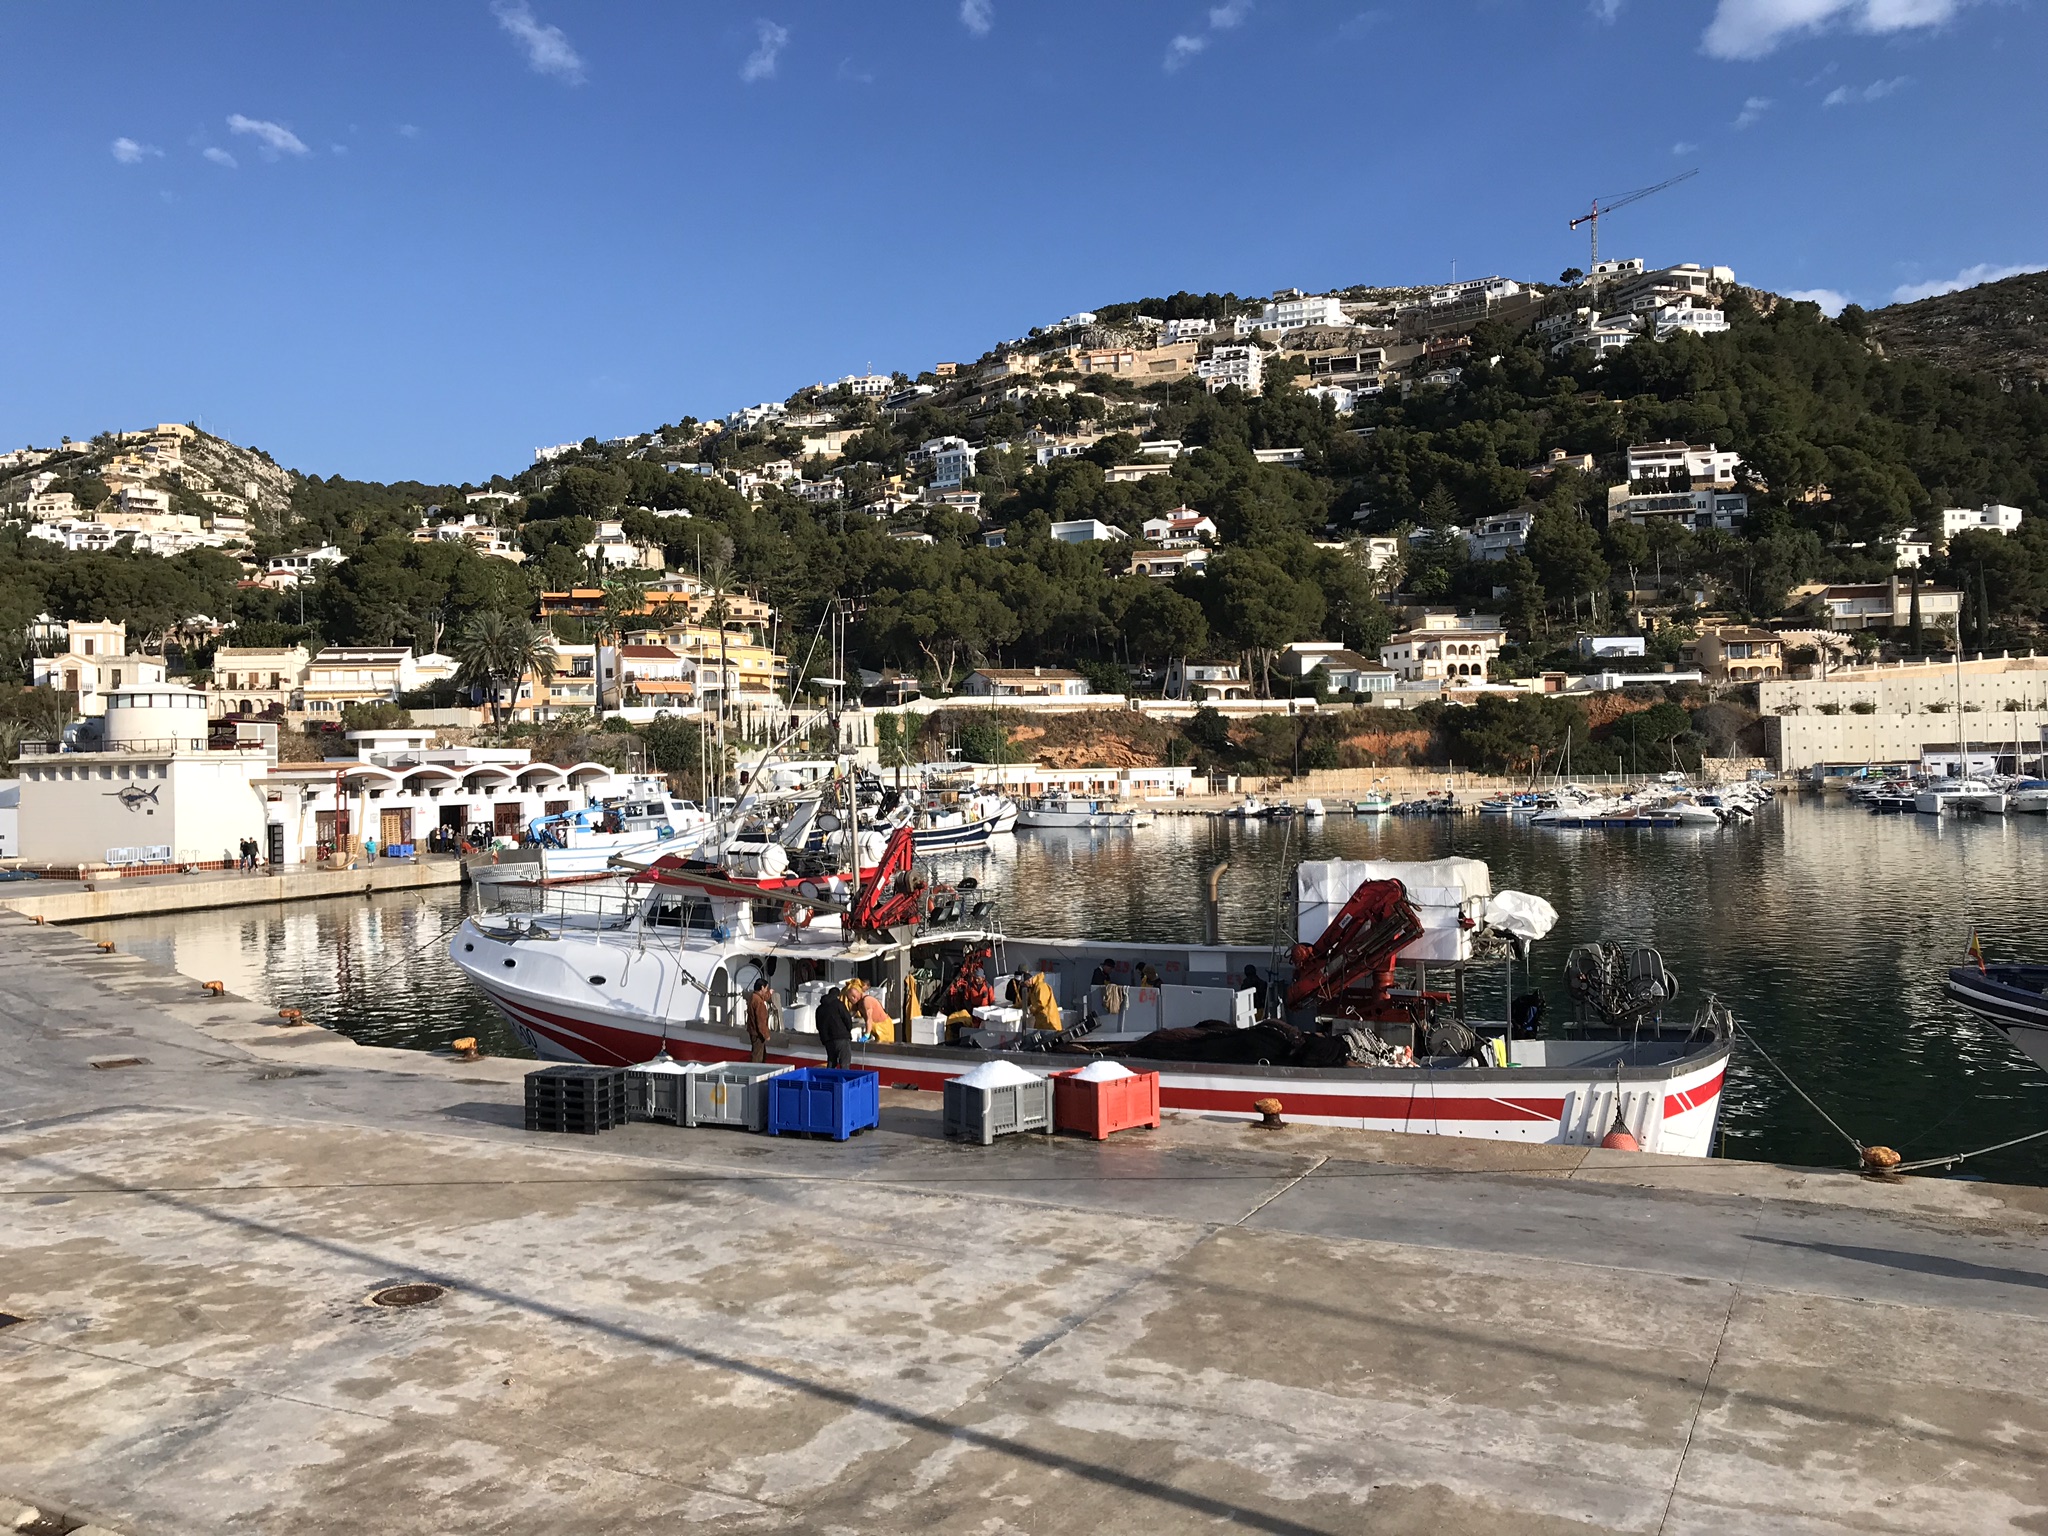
88;795;2048;1183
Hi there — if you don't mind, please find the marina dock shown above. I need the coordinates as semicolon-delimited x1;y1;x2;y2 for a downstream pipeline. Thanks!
4;907;2046;1534
0;856;464;925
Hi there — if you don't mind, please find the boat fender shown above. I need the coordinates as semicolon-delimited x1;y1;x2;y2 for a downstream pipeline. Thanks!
1600;1107;1641;1152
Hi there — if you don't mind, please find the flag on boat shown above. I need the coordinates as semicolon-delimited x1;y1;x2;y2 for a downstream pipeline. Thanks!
1967;928;1986;973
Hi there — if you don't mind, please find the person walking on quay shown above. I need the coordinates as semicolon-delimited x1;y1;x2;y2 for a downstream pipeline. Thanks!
744;976;776;1064
816;979;857;1070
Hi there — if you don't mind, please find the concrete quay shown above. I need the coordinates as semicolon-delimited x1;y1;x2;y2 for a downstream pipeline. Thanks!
0;856;463;925
3;912;2048;1534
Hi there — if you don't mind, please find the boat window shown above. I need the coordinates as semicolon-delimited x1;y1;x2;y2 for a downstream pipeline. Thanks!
645;892;719;931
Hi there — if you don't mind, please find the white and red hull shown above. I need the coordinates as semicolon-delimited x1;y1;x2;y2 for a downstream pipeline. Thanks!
467;974;1728;1157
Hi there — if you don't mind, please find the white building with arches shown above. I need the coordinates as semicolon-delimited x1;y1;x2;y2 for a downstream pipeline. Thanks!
1380;613;1504;684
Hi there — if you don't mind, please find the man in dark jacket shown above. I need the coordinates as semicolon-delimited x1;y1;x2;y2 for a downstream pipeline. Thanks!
815;982;857;1070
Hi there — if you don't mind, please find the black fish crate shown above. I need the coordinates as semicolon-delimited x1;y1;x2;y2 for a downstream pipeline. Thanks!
524;1065;627;1134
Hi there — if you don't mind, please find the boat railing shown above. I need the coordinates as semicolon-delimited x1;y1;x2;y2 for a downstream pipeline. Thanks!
476;880;645;929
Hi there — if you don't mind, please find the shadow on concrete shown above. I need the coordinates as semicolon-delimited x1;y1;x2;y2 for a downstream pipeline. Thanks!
438;1101;526;1129
1748;1234;2048;1292
1;1148;1344;1536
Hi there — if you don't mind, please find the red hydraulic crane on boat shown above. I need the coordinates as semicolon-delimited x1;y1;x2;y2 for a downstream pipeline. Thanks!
1285;877;1427;1023
847;824;921;934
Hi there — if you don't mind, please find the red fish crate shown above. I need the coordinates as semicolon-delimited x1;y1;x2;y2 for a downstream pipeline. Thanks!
1052;1068;1162;1141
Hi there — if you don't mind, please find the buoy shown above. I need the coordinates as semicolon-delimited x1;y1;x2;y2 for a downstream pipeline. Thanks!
202;980;226;995
1253;1097;1286;1129
1861;1145;1902;1175
1600;1126;1641;1152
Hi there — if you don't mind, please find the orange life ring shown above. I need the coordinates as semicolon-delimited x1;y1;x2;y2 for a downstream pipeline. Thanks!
782;900;813;930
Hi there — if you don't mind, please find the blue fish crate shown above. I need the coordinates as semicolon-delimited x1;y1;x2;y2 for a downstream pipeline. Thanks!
766;1068;881;1141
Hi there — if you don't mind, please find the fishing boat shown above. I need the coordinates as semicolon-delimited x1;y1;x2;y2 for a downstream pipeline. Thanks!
451;832;1732;1155
1352;791;1394;815
910;792;1017;851
1301;798;1326;819
1014;791;1153;831
1946;957;2048;1072
1228;795;1267;820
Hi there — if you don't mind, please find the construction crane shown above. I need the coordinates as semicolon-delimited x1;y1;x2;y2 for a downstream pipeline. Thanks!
1569;169;1698;274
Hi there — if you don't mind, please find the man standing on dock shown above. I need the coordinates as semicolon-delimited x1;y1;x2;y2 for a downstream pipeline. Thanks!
744;977;776;1063
816;981;856;1070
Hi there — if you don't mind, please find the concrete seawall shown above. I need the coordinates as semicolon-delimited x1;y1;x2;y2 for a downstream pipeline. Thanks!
0;856;463;924
3;907;2047;1533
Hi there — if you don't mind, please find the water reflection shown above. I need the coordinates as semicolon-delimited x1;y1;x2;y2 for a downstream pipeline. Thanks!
94;797;2048;1183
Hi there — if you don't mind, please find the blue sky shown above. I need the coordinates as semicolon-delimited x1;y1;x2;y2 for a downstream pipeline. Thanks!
2;0;2040;484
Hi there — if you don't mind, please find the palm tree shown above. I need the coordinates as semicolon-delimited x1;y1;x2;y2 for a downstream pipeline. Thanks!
504;614;559;719
592;572;648;718
454;610;560;724
453;610;514;724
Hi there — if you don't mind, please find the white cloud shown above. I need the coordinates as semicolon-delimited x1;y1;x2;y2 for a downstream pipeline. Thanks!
1786;287;1851;315
1732;95;1772;128
1890;262;2046;304
203;147;238;169
836;56;874;83
398;123;421;138
1589;0;1624;21
110;137;162;165
959;0;993;36
1824;75;1908;104
1208;0;1252;27
1164;32;1207;70
741;19;788;82
330;143;349;155
1702;0;1971;61
1671;140;1698;155
227;114;309;159
491;0;585;82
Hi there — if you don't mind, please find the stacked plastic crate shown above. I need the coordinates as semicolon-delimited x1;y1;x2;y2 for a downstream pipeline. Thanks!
524;1065;628;1135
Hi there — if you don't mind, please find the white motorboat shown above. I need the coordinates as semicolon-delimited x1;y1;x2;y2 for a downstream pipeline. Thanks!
1301;798;1326;818
1015;791;1153;830
1352;791;1394;815
1916;780;2001;816
450;838;1733;1156
1229;795;1266;820
2009;779;2048;814
468;792;715;895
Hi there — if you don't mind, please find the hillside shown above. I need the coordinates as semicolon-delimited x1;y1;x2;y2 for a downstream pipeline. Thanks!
0;423;295;542
1864;271;2048;390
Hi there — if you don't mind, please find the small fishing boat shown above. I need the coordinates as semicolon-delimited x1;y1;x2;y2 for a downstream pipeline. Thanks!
1946;958;2048;1071
1015;791;1152;831
911;792;1017;851
1301;798;1326;819
1352;791;1394;815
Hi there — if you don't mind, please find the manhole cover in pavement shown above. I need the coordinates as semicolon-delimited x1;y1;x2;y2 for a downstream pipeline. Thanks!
368;1284;446;1309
